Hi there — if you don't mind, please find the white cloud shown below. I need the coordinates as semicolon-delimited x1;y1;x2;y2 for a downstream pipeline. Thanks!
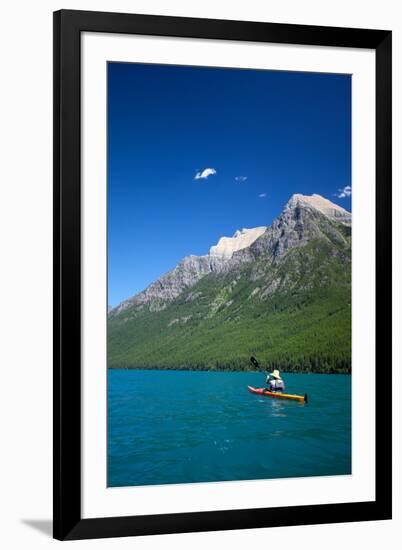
258;193;267;198
234;176;248;183
336;185;352;198
194;168;217;180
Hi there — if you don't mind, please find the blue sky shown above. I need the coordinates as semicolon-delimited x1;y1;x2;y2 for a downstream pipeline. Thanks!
108;63;351;306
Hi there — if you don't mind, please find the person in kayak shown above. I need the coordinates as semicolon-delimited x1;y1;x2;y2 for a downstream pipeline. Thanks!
266;369;285;392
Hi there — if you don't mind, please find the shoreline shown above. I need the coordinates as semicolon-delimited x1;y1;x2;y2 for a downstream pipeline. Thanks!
108;367;351;375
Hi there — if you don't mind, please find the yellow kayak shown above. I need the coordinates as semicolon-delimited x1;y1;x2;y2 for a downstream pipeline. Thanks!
247;386;308;403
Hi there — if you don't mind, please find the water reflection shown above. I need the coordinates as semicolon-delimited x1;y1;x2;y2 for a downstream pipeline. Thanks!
270;399;288;418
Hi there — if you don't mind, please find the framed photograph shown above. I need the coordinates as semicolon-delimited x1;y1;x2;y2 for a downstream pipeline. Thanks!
53;9;392;540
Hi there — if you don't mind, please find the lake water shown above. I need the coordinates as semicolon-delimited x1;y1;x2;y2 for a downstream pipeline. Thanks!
108;370;351;487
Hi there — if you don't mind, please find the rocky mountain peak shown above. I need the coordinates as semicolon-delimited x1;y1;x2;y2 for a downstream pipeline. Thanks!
209;226;267;259
286;193;351;224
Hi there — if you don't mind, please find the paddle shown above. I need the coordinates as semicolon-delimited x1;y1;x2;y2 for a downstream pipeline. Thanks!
250;356;269;390
250;356;260;370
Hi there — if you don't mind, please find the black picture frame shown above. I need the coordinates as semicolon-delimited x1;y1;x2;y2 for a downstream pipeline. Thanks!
53;9;392;541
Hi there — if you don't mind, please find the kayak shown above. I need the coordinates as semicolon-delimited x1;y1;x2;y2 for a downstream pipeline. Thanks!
247;386;308;403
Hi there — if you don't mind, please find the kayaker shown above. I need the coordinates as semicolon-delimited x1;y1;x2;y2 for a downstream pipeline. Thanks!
266;369;285;392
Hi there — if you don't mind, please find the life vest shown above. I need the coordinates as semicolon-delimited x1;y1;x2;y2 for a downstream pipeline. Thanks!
267;378;285;391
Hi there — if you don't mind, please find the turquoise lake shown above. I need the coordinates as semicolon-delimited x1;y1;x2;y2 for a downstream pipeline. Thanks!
108;370;351;487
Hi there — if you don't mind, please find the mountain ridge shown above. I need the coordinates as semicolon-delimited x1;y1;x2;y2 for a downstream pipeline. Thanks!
110;193;350;316
209;226;267;259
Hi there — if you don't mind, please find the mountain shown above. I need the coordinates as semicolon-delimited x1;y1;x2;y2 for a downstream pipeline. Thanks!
108;194;351;373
